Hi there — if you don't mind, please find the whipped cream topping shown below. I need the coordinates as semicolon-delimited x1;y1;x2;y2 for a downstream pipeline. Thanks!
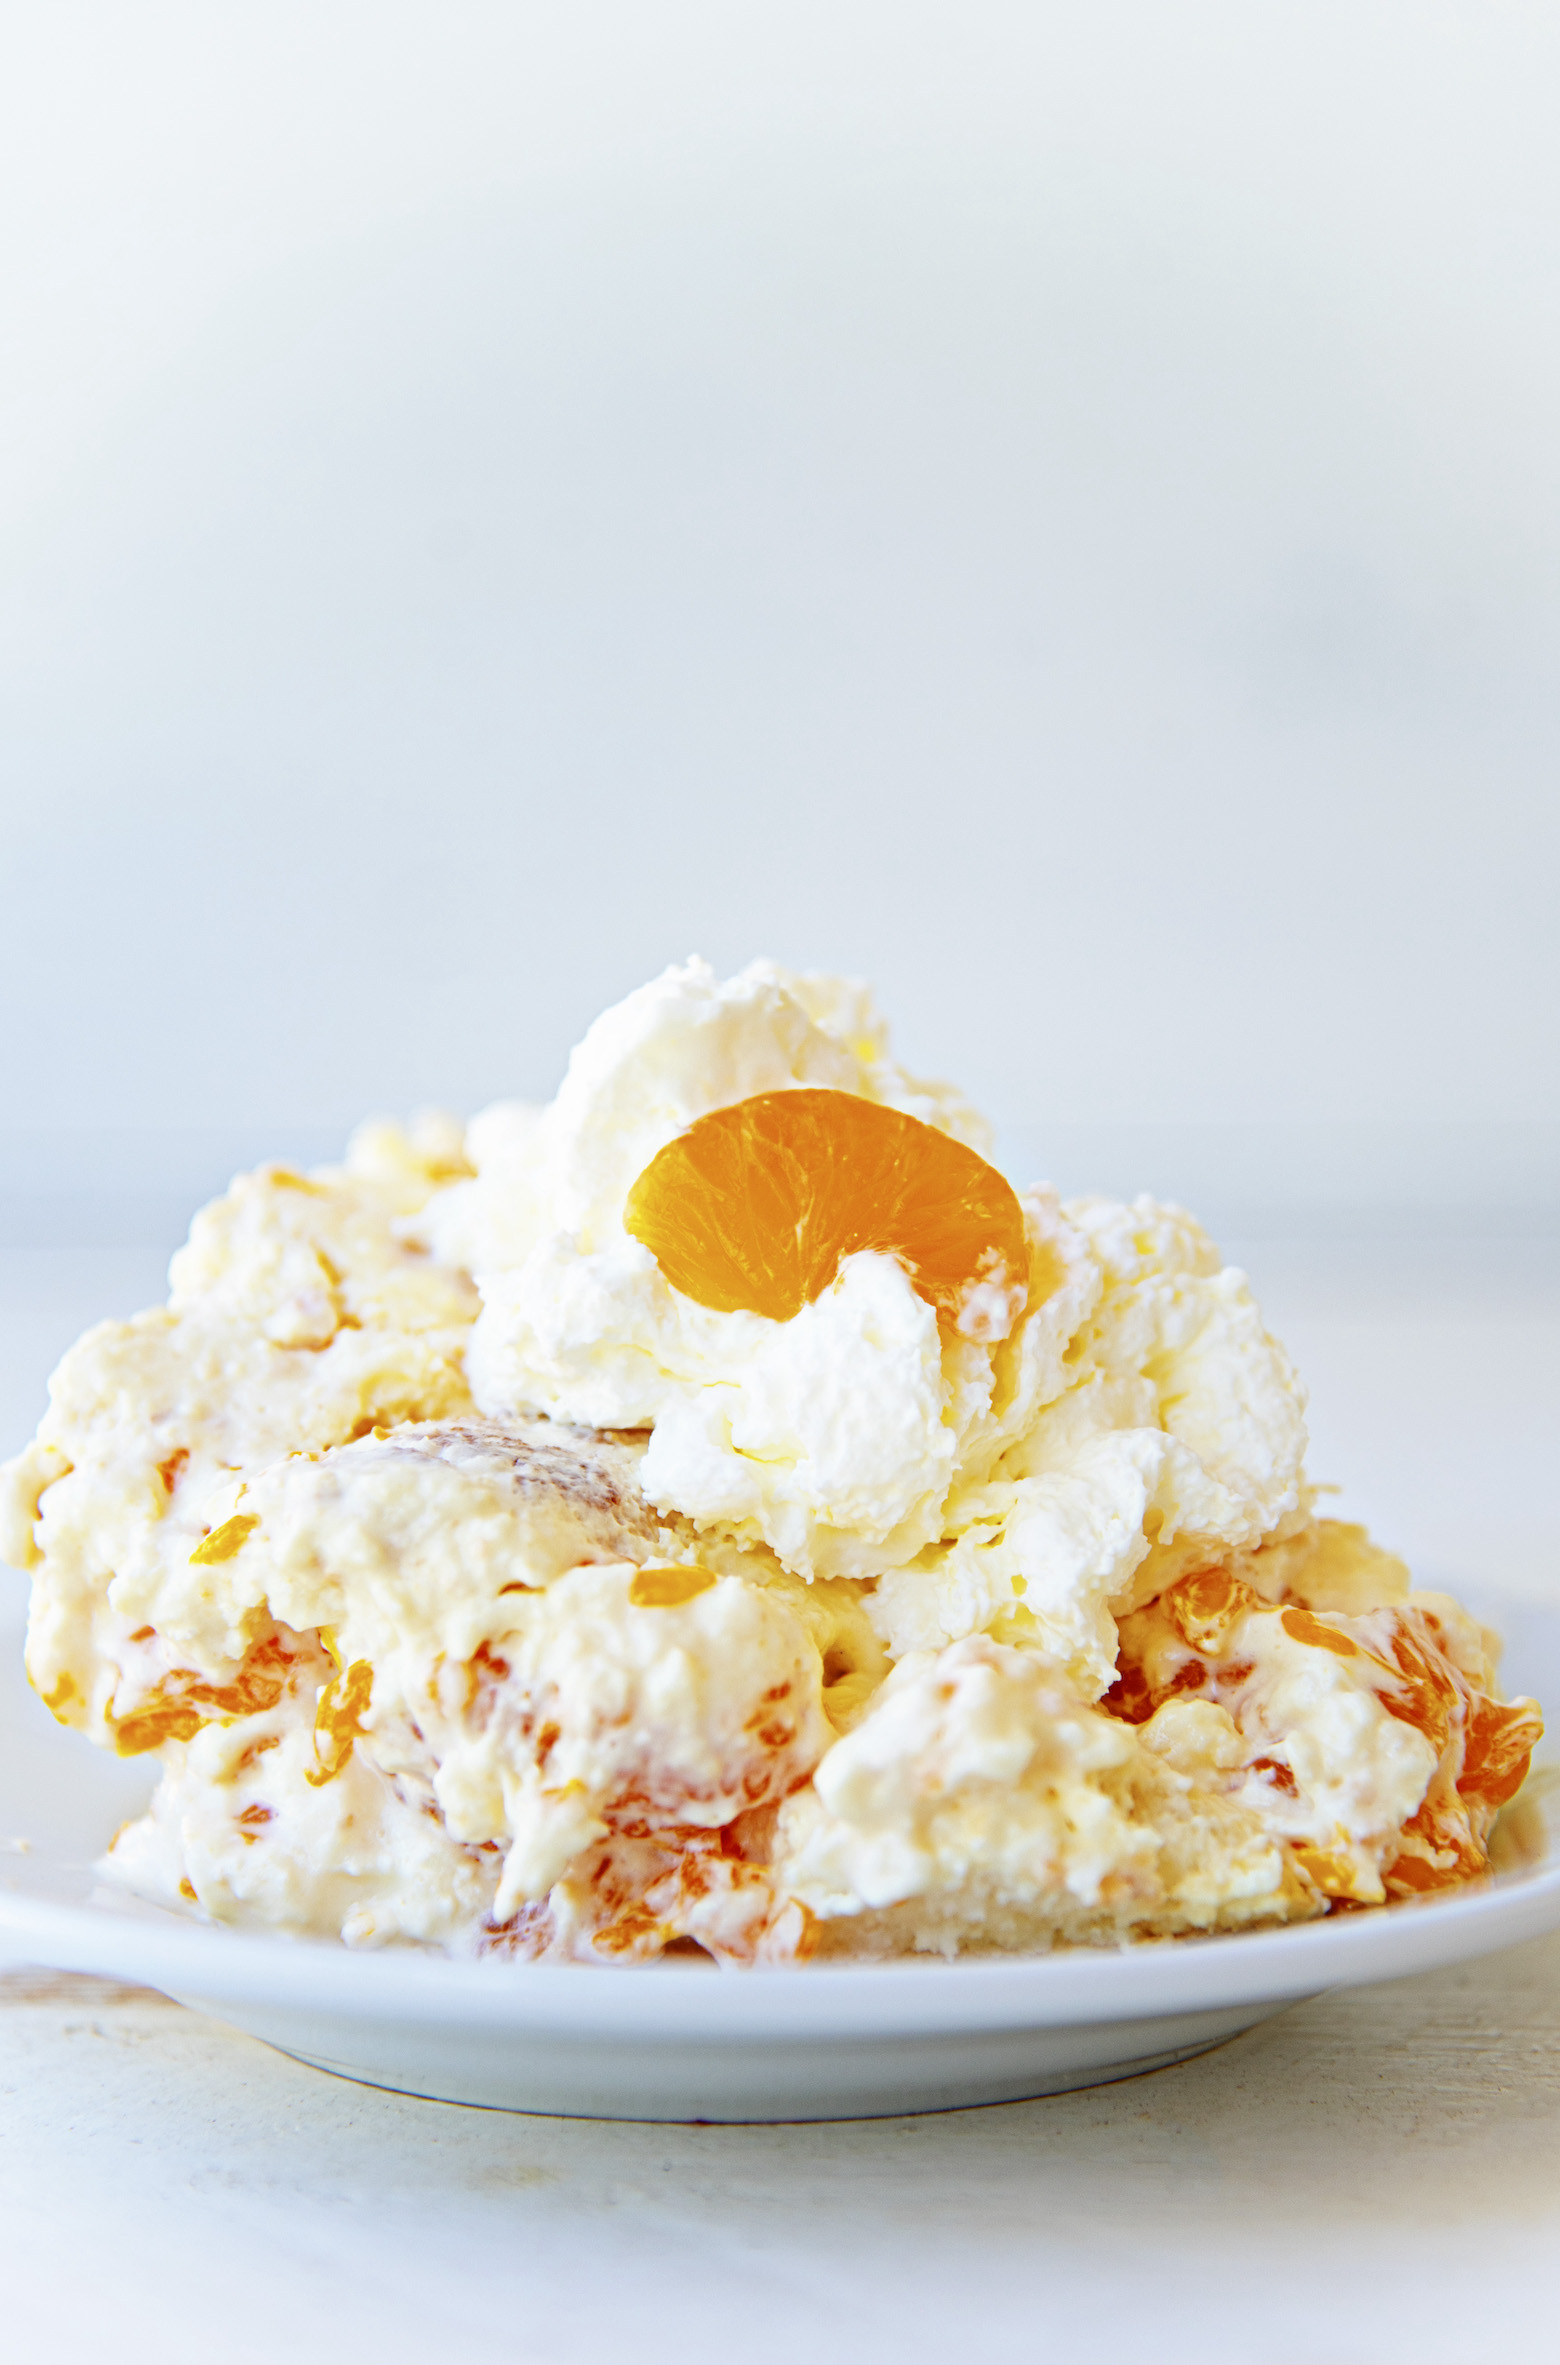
420;960;1308;1682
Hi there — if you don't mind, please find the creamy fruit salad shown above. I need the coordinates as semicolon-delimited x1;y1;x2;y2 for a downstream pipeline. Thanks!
0;960;1542;1963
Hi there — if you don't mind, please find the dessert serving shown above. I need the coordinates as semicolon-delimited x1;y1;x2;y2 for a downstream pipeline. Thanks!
0;960;1543;1966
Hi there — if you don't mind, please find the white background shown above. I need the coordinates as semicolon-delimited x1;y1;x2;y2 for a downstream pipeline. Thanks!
0;2;1556;1223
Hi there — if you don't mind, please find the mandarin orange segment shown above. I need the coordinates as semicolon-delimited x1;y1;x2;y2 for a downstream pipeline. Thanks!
1377;1620;1460;1755
1279;1605;1361;1660
305;1658;373;1788
1291;1842;1369;1901
629;1564;718;1608
114;1698;206;1756
189;1513;259;1566
1382;1850;1446;1895
110;1629;298;1757
623;1088;1029;1337
1457;1690;1545;1808
1162;1569;1264;1656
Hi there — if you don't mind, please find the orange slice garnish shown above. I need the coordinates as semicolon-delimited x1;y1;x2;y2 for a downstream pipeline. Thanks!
623;1088;1028;1337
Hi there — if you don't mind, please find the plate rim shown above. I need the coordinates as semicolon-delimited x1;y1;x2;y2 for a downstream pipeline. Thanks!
5;1857;1560;2039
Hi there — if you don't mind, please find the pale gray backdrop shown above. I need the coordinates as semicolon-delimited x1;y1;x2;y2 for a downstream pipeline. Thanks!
2;1;1556;1240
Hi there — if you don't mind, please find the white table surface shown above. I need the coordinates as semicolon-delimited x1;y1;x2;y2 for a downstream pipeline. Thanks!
2;1233;1558;2364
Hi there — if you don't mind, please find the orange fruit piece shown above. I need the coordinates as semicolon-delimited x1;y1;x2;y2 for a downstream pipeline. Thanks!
629;1564;718;1608
1458;1688;1545;1808
623;1088;1029;1338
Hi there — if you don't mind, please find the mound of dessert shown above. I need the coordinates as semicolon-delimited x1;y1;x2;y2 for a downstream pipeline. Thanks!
0;961;1542;1963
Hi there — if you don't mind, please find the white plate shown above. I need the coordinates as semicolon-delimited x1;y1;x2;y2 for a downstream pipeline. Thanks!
4;1582;1558;2122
